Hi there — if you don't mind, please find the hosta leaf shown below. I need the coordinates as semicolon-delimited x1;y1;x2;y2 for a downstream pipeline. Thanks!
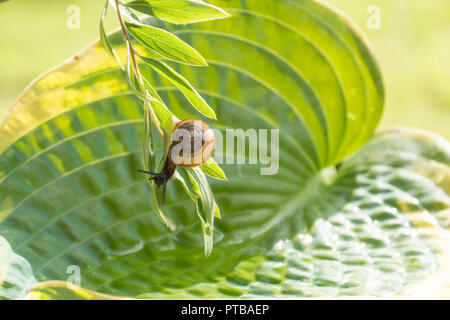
125;0;231;24
126;22;208;65
0;236;36;300
26;281;124;300
0;0;448;300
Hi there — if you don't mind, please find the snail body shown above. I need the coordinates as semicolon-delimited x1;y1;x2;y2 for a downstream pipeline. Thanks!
139;119;215;203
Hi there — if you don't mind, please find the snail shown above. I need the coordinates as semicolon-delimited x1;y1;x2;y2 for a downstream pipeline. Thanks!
138;119;215;204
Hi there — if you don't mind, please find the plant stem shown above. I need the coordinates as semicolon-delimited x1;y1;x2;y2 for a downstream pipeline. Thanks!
114;0;162;136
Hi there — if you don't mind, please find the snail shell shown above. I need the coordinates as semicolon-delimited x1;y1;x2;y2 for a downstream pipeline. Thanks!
169;119;215;168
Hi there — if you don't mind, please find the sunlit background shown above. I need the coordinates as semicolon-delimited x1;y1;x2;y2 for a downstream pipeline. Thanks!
0;0;449;138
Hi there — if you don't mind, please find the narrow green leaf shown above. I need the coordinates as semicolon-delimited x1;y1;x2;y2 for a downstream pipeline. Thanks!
125;0;230;24
150;182;176;231
141;75;164;104
126;22;208;65
200;158;227;180
140;55;216;119
140;66;175;134
197;201;214;257
177;167;216;256
187;168;215;226
141;99;152;174
100;0;124;69
149;97;174;132
125;44;147;101
175;170;197;201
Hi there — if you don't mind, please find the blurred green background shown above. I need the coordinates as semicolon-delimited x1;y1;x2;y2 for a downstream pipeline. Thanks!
0;0;449;138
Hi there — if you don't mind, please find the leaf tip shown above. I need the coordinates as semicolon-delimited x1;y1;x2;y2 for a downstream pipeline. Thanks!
222;10;232;19
214;203;222;219
206;109;217;120
197;57;209;67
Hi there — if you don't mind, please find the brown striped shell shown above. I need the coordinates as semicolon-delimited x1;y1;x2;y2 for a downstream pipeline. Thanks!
168;119;215;168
